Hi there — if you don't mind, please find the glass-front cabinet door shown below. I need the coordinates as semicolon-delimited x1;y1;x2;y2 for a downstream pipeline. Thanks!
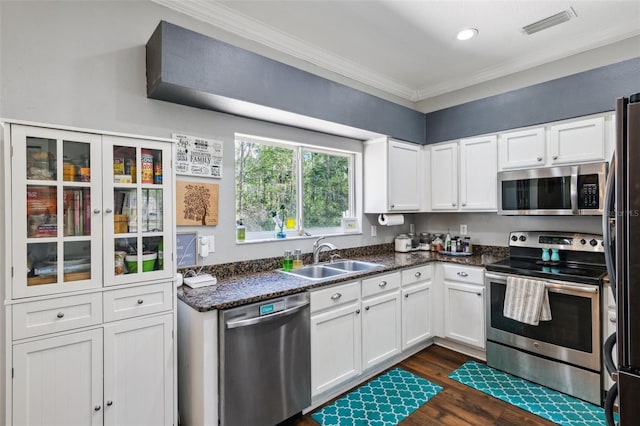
103;135;173;286
12;125;103;298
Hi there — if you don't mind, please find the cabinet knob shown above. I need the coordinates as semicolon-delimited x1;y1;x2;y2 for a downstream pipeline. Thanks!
378;281;387;287
56;312;64;319
94;405;101;411
415;272;421;278
330;293;342;300
93;208;101;214
537;157;543;162
390;204;395;209
457;271;468;277
552;155;558;160
405;294;409;298
452;202;456;207
137;299;144;305
106;401;113;406
365;306;370;311
105;208;113;214
355;309;360;314
462;203;466;207
476;292;482;296
610;316;617;323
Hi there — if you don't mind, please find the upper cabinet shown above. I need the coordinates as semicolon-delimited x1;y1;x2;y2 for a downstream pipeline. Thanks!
498;116;607;171
364;137;421;213
10;125;174;299
430;137;497;212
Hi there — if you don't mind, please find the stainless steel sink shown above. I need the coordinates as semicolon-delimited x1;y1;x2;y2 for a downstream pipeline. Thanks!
279;260;384;280
280;265;347;280
326;260;384;272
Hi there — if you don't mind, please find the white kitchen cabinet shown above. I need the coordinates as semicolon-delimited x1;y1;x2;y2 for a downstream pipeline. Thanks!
442;264;485;349
13;329;104;426
4;122;176;426
364;137;421;213
548;117;605;165
430;142;458;210
103;314;173;426
401;265;433;350
498;127;546;170
459;135;497;210
310;281;362;396
361;272;401;369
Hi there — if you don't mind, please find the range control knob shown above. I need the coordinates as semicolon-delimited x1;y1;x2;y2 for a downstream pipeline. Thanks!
580;239;587;245
590;239;598;247
511;235;518;242
519;235;527;242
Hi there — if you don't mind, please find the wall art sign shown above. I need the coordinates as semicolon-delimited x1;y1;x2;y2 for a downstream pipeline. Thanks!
176;181;219;226
173;133;223;178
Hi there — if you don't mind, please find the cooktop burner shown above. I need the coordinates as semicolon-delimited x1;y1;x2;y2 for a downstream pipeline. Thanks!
485;258;607;285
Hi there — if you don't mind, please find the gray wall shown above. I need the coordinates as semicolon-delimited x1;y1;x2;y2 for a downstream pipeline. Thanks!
0;1;404;267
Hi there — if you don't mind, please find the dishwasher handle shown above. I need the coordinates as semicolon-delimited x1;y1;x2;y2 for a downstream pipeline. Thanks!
225;301;309;329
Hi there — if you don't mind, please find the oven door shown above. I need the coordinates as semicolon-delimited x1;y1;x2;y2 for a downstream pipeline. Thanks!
485;272;601;371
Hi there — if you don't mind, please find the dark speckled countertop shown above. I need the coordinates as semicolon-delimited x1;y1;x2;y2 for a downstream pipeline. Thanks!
177;245;508;312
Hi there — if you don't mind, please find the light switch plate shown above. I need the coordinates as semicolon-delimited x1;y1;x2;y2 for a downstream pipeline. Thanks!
460;224;468;235
371;225;377;237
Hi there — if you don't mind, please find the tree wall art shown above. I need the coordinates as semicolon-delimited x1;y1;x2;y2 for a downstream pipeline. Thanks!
176;181;219;226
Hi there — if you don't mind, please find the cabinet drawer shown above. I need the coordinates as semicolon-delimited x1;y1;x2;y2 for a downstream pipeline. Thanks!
362;272;401;298
401;265;432;286
442;264;484;285
104;282;173;322
13;293;102;340
310;281;360;313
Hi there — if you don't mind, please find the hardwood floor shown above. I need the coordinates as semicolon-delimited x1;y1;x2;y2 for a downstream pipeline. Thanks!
292;345;556;425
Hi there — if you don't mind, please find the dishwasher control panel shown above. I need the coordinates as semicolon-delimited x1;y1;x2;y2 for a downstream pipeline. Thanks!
260;300;285;316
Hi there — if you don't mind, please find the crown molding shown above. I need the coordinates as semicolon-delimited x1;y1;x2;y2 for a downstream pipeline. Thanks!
152;0;420;102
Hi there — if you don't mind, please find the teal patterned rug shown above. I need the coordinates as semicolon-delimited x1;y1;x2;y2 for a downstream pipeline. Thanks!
311;368;442;426
449;361;614;426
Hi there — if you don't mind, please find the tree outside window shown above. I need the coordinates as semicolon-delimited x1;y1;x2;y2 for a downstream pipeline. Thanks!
235;135;354;240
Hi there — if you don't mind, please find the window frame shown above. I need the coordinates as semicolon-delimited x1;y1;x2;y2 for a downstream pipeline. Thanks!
235;133;358;242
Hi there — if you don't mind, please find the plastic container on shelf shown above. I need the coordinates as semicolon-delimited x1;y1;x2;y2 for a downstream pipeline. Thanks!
126;252;157;273
140;149;154;184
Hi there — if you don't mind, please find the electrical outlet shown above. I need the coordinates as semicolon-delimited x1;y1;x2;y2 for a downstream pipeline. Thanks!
371;225;377;237
208;236;215;253
460;224;468;235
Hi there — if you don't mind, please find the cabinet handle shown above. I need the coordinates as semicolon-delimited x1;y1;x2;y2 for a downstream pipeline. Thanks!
552;155;558;160
56;312;64;319
330;293;342;300
365;306;370;311
610;316;617;323
415;272;421;278
355;309;360;314
537;157;543;161
457;271;468;277
93;208;101;214
137;299;144;304
107;401;113;406
378;281;387;287
94;405;101;411
105;208;113;214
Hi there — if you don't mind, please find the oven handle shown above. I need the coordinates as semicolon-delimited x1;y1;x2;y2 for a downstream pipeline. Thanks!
485;273;599;295
571;166;579;214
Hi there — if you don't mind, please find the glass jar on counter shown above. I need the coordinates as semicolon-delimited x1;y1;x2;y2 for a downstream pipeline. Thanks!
407;232;420;251
419;232;431;251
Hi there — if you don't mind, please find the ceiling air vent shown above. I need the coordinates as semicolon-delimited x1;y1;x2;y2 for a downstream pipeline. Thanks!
522;7;577;35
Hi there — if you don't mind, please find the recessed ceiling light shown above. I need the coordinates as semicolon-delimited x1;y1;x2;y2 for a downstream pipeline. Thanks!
457;28;478;41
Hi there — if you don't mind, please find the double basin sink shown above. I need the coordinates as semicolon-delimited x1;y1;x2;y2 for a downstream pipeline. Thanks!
280;260;384;280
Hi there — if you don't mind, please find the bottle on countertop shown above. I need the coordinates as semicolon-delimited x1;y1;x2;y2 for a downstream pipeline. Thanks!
445;231;451;252
282;250;293;271
236;219;246;241
293;249;303;269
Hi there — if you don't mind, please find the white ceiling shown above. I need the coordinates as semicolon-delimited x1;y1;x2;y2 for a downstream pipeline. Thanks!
155;0;640;104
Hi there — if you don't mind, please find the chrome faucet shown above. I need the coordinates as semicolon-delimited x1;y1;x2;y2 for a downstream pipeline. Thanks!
313;236;338;264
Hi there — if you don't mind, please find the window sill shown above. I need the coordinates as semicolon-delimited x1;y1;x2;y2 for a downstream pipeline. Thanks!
236;230;362;245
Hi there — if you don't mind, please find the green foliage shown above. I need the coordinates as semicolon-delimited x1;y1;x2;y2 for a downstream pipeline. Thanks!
302;151;349;228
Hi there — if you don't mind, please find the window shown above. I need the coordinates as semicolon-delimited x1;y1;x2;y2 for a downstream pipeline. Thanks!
235;134;355;240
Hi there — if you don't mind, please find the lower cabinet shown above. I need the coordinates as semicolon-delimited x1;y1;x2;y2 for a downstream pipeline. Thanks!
361;277;401;370
442;264;485;349
13;329;104;426
401;265;433;350
310;281;362;397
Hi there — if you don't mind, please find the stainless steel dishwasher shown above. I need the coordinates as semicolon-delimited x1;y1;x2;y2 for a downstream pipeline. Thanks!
219;292;311;426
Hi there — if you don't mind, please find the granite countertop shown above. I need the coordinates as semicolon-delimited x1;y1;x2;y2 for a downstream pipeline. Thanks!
177;249;507;312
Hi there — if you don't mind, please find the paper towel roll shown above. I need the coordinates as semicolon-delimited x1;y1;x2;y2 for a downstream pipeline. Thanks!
378;214;405;226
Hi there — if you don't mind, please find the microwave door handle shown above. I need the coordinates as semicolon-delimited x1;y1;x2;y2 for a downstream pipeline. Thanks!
603;157;616;299
571;166;579;214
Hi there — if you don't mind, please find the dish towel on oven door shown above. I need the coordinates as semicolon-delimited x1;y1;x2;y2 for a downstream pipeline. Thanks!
503;276;552;325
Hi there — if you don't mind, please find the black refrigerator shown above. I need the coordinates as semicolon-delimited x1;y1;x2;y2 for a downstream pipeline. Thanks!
604;93;640;425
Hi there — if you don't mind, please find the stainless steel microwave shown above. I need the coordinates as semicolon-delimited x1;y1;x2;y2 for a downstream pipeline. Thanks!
497;162;607;215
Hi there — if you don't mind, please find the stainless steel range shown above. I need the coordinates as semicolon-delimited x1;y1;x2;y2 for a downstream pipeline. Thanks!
485;231;607;405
